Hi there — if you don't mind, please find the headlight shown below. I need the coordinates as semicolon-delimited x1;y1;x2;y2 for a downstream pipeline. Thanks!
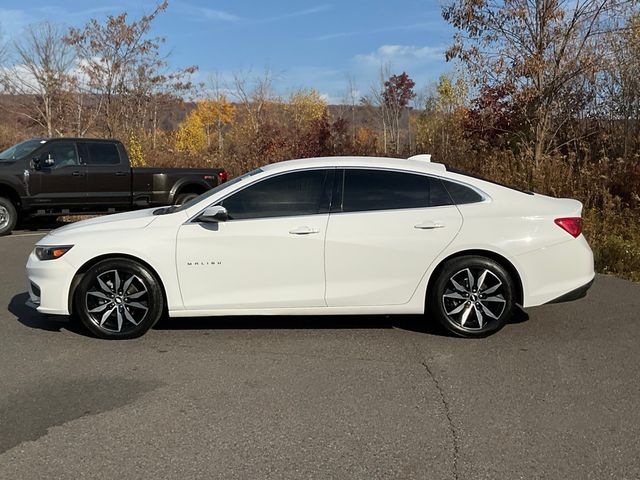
35;245;73;261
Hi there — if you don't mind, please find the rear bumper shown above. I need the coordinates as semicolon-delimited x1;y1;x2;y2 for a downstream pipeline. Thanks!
516;235;595;307
544;276;595;304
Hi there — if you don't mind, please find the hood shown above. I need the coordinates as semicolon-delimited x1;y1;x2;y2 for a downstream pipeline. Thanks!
49;208;160;236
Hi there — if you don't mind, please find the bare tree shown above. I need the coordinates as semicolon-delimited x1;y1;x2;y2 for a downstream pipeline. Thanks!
66;1;196;138
0;22;76;136
231;67;275;134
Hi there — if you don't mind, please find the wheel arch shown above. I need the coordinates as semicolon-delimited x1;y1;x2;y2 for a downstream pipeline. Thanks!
169;179;210;204
425;249;524;308
0;183;21;207
68;253;169;315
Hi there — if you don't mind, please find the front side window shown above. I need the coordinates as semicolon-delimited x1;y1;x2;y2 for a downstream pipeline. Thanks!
221;169;332;220
83;143;120;165
38;142;79;169
340;169;452;213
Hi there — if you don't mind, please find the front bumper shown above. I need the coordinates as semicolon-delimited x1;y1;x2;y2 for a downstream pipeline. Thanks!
26;250;77;315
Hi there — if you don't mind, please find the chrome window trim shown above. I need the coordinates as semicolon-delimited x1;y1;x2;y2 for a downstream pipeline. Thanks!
185;165;491;224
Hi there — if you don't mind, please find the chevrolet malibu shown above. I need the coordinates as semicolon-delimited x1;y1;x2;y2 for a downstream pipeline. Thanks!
26;155;595;339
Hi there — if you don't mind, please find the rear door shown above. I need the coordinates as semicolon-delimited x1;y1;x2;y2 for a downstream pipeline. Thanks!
324;168;463;307
80;141;130;207
29;141;86;207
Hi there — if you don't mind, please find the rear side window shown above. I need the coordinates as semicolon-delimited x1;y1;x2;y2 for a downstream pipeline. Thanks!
83;143;120;165
441;180;484;205
221;169;332;220
340;169;452;213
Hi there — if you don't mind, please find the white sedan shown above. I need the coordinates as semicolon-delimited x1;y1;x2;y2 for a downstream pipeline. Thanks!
26;155;595;339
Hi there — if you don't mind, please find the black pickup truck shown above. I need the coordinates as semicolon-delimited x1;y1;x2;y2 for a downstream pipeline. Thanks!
0;138;227;236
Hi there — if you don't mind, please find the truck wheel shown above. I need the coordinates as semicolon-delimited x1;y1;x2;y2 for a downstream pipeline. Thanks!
174;193;199;205
0;197;18;236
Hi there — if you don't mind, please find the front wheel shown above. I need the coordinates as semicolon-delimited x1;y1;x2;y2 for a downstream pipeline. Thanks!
428;256;516;338
74;259;164;339
0;197;18;236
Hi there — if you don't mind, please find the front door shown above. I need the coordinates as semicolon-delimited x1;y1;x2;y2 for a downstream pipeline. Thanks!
29;141;86;207
325;168;463;306
176;168;334;310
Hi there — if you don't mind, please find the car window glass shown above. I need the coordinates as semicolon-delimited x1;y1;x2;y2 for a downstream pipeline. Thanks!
39;142;79;169
430;178;454;207
441;180;484;205
341;169;451;212
84;143;120;165
221;169;330;220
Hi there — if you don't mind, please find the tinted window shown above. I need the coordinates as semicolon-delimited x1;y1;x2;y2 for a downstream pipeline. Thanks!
221;169;331;220
39;142;79;169
441;180;484;205
85;143;120;165
430;178;454;207
341;169;452;212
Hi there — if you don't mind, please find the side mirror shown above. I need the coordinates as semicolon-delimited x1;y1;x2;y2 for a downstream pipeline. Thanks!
43;155;55;167
197;205;228;223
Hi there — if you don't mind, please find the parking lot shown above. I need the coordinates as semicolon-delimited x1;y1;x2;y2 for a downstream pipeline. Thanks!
1;228;639;479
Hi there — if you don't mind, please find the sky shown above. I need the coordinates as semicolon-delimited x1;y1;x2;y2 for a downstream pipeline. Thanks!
0;0;457;103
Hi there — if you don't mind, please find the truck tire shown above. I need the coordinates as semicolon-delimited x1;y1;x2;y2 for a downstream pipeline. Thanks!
174;193;199;206
0;197;17;236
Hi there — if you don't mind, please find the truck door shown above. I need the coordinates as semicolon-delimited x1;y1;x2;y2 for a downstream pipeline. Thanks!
29;141;87;207
79;141;131;207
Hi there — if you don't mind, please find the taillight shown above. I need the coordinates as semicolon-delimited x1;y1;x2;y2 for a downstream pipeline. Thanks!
217;170;228;184
554;217;582;238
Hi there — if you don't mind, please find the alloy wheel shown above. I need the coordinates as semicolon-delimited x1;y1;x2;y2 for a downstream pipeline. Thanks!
0;206;9;230
442;267;506;330
85;269;149;334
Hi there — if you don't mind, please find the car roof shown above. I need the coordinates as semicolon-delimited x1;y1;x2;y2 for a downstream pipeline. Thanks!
261;156;448;175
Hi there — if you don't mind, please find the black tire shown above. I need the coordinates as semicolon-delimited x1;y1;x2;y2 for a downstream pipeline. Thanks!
0;196;18;237
174;193;199;205
74;258;164;339
428;256;515;338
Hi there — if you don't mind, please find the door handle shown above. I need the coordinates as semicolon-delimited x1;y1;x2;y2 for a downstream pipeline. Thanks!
414;221;445;230
289;226;320;235
115;171;127;176
72;171;81;176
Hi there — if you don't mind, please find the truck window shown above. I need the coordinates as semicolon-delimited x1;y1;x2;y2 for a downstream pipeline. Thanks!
85;143;120;165
38;142;79;169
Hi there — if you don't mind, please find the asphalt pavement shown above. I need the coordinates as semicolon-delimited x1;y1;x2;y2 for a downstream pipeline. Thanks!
1;228;639;479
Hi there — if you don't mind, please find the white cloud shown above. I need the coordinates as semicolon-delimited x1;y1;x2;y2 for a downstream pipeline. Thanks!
173;4;240;23
354;45;445;68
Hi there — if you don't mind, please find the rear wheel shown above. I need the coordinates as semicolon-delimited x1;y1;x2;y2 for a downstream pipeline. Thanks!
428;256;515;338
0;197;17;236
174;193;199;206
74;259;164;339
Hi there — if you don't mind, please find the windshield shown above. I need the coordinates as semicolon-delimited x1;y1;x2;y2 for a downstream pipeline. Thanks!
0;139;46;161
172;168;264;213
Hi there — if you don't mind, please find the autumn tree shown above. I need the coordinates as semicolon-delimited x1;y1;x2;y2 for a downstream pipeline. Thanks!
365;68;416;154
175;108;206;155
415;73;469;161
443;0;635;167
0;22;75;136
